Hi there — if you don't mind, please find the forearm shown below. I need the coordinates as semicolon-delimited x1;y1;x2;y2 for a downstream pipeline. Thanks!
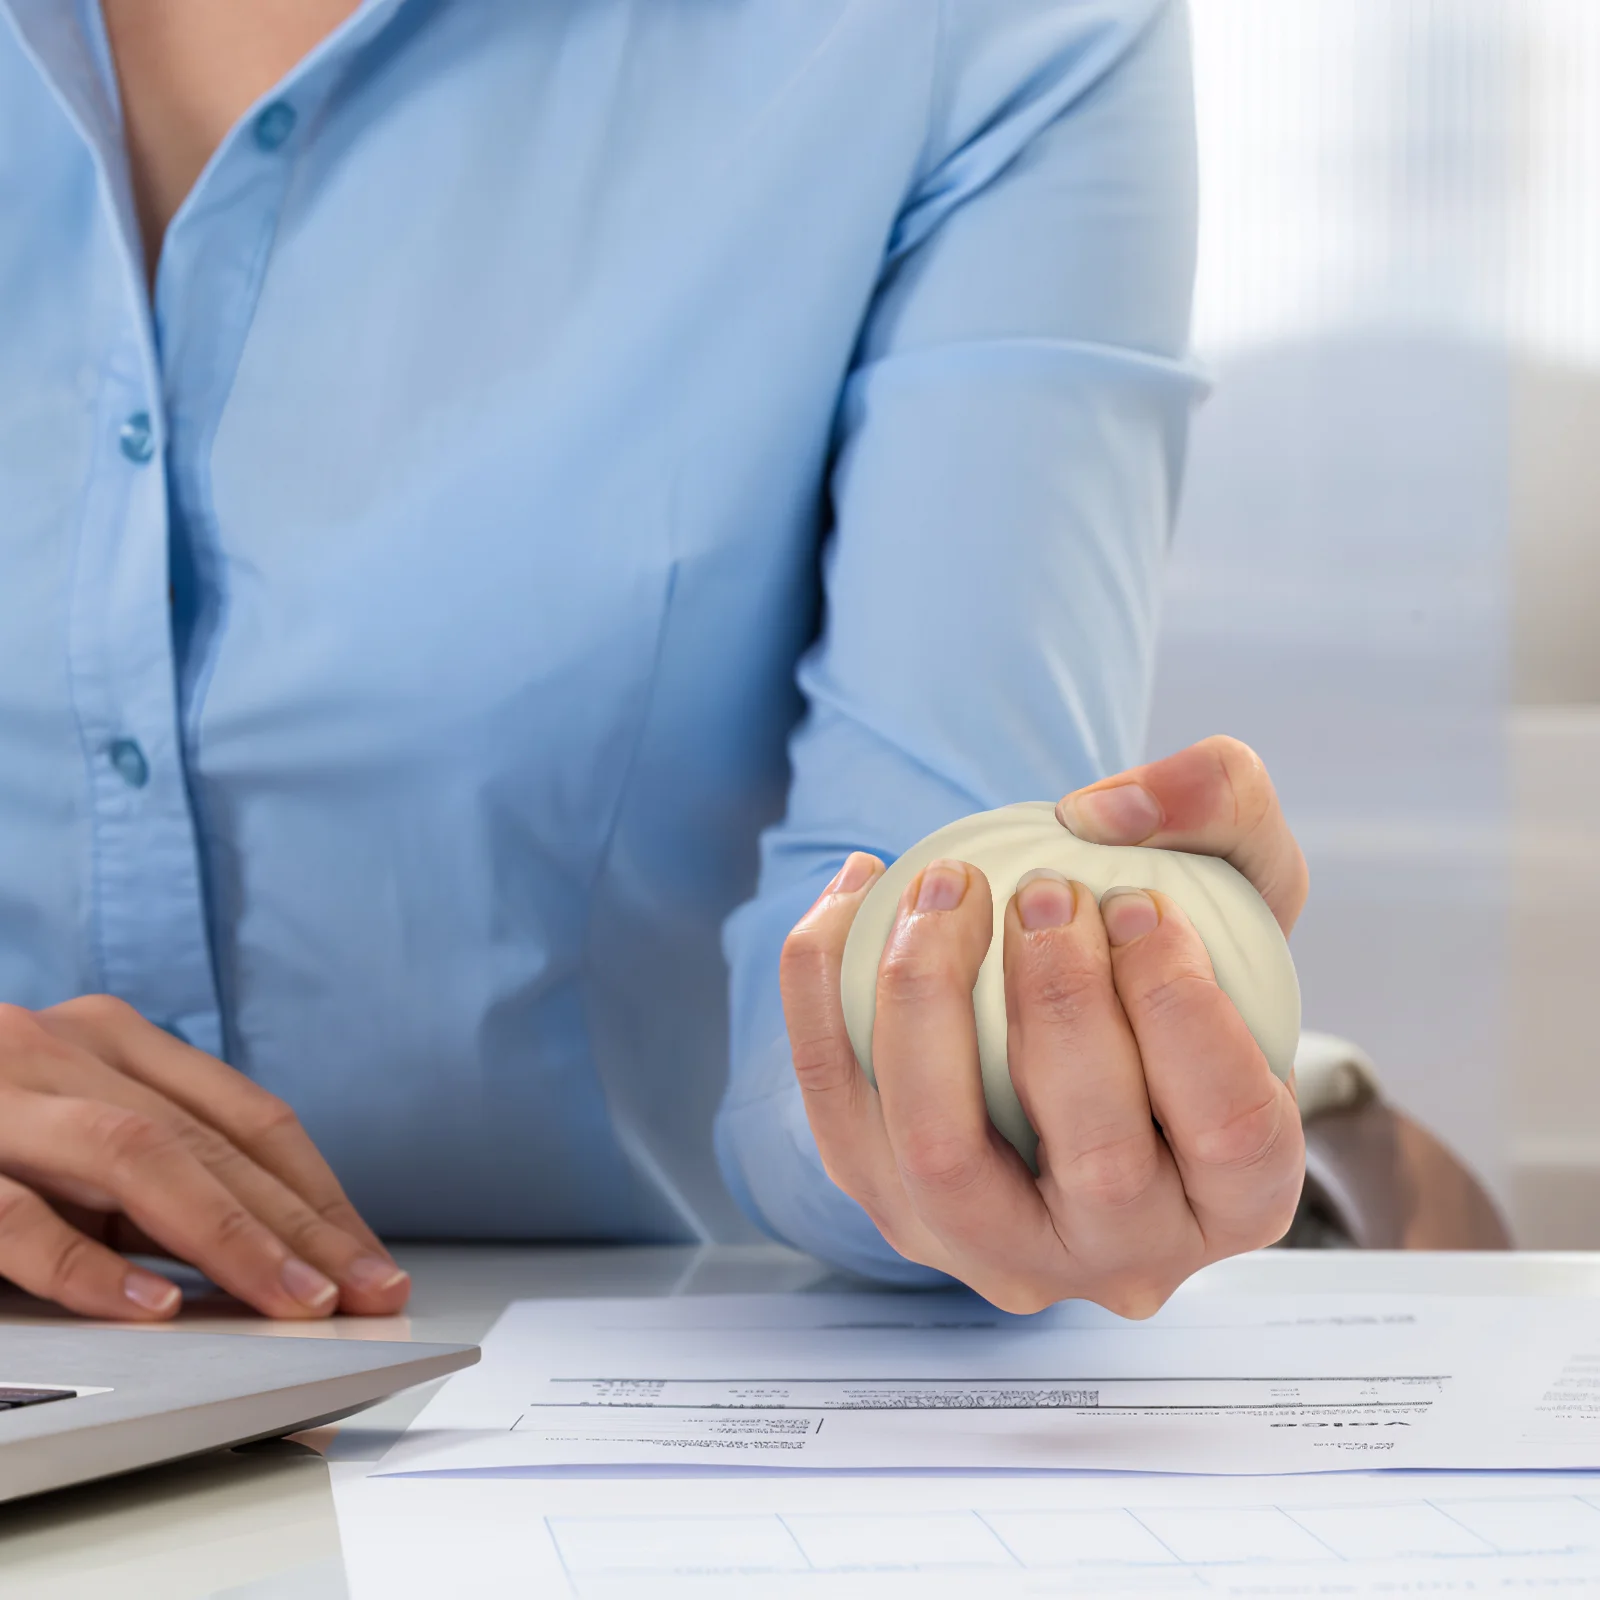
717;0;1200;1271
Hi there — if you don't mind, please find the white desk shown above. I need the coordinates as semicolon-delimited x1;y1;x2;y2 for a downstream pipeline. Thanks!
2;1246;1598;1597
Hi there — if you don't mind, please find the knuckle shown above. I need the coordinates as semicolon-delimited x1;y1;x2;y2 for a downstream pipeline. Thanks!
0;1007;76;1086
90;1106;175;1170
876;944;963;1009
1260;1186;1305;1248
878;1230;943;1274
854;1197;918;1257
53;993;139;1036
0;1180;47;1242
1202;735;1273;828
1187;1092;1290;1174
815;1149;858;1194
1201;733;1262;771
209;1201;263;1254
779;932;844;1017
977;1279;1061;1317
895;1126;989;1198
168;1114;211;1153
314;1195;367;1232
0;1003;45;1053
42;1230;98;1301
780;922;830;975
1189;1113;1306;1257
276;1204;330;1258
1018;959;1104;1034
790;1032;855;1096
1208;1186;1304;1259
1253;1148;1309;1243
170;1117;238;1174
237;1085;301;1141
67;993;137;1025
1276;1174;1307;1233
1053;1129;1163;1213
1092;1274;1180;1321
1125;966;1217;1026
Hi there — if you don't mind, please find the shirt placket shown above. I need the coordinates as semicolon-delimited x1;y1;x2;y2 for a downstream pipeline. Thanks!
0;0;217;1047
149;10;400;1057
4;0;398;1056
73;346;222;1052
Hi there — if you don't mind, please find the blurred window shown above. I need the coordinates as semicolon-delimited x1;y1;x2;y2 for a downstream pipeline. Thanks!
1152;1;1600;1239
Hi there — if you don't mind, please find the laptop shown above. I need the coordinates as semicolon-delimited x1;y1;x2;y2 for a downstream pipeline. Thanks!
0;1324;477;1504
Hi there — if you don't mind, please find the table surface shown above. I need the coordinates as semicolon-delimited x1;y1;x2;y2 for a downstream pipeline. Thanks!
3;1245;1600;1598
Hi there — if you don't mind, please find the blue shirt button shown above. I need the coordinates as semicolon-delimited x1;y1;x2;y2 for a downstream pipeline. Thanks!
253;101;297;152
118;412;155;464
108;739;150;789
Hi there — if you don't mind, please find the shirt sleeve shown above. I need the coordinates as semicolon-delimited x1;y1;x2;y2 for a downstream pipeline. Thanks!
715;0;1205;1280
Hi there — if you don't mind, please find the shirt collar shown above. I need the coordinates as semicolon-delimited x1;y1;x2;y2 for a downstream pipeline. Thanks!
0;0;413;172
0;0;412;313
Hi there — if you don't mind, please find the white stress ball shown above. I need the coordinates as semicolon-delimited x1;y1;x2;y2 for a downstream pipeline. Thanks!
840;802;1300;1170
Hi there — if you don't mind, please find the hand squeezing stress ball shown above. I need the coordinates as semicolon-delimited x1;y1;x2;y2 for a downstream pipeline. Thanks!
842;806;1301;1170
780;737;1309;1317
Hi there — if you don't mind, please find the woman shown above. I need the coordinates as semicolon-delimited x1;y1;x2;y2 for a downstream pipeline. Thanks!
0;0;1306;1321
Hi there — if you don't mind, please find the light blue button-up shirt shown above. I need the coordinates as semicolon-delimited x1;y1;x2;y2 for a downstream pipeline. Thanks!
0;0;1198;1278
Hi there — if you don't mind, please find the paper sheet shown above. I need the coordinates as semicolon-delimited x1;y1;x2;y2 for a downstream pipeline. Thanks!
333;1465;1600;1597
371;1290;1600;1476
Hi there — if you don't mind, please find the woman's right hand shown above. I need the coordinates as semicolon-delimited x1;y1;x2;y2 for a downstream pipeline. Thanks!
0;996;409;1320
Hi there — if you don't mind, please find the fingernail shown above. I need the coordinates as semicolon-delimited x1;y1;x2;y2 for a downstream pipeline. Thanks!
1101;887;1159;946
1016;868;1076;931
123;1269;181;1314
1059;784;1162;844
281;1256;339;1310
832;852;878;896
343;1255;410;1295
914;860;968;912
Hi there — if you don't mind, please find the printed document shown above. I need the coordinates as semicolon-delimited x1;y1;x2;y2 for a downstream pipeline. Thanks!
334;1465;1600;1597
371;1290;1600;1476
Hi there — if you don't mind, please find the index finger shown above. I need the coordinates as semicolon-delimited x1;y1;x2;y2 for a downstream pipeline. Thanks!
778;854;945;1266
1056;736;1308;932
34;998;391;1262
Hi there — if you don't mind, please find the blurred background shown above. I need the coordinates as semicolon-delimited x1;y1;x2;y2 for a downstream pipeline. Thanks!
1149;0;1600;1245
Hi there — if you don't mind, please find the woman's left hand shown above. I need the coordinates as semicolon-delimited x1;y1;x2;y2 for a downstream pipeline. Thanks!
779;736;1309;1316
